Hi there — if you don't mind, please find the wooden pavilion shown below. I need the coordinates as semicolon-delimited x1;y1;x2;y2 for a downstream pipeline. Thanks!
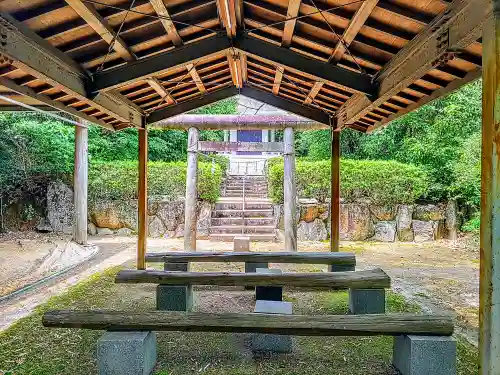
0;0;497;371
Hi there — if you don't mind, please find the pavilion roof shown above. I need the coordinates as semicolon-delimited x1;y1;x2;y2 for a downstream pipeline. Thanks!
0;0;488;132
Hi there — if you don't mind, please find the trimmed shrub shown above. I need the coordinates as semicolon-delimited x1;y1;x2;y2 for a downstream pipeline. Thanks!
268;158;429;205
89;161;222;203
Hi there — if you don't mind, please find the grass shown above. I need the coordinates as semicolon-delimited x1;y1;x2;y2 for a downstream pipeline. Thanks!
0;266;478;375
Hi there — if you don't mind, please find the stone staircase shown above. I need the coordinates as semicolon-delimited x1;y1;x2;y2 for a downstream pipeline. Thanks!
209;175;276;241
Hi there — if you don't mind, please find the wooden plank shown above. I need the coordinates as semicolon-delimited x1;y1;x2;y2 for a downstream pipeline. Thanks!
330;0;379;62
217;0;237;37
115;268;390;289
282;0;302;47
272;66;284;95
304;81;324;105
137;127;148;270
146;251;355;264
198;141;284;152
42;310;454;336
149;0;182;46
147;77;175;105
186;63;206;94
64;0;134;61
227;52;242;88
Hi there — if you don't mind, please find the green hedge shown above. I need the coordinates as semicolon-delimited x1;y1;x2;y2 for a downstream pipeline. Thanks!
268;158;429;205
89;161;222;203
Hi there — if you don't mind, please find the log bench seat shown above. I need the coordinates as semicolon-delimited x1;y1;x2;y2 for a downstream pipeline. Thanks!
42;310;457;375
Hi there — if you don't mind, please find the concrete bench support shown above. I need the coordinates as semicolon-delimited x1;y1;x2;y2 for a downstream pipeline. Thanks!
97;331;156;375
329;264;355;272
255;268;283;301
156;285;193;311
349;288;385;314
164;262;189;272
252;300;293;353
393;335;456;375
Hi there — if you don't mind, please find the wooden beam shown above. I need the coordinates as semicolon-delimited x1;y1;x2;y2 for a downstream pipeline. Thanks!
115;268;391;289
345;0;491;126
330;0;379;62
146;251;356;265
137;127;148;270
90;35;231;93
234;34;377;97
43;310;454;336
240;54;248;84
272;66;284;95
330;129;340;252
107;90;145;114
148;0;182;46
304;81;324;105
217;0;237;37
64;0;134;61
227;52;242;88
282;0;302;47
197;141;284;152
187;63;206;94
147;77;176;105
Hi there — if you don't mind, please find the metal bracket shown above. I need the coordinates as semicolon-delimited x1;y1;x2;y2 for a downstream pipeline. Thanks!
432;29;457;67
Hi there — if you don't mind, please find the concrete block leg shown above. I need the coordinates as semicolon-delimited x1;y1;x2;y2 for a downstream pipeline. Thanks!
252;300;293;354
97;331;156;375
255;268;282;301
244;262;268;290
156;285;193;311
349;288;385;314
393;335;456;375
234;236;250;251
164;262;189;272
329;264;355;272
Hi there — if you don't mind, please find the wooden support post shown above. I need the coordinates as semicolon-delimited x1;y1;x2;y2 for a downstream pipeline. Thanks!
137;127;148;270
480;3;500;373
184;127;199;251
330;130;340;252
73;123;88;245
283;127;297;252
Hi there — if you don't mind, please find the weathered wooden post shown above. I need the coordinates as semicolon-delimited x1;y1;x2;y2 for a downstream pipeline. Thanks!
137;126;148;270
73;123;88;245
283;127;297;251
480;4;500;373
184;127;199;251
330;130;340;253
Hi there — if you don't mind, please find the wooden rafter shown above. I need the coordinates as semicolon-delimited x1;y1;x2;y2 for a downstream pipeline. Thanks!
147;77;176;105
282;0;301;47
148;0;182;46
304;81;324;105
240;54;248;84
272;66;284;95
186;63;206;94
227;52;242;88
64;0;134;61
329;0;379;62
217;0;237;37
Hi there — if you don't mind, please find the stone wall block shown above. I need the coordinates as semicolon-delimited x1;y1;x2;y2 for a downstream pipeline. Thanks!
299;205;319;223
372;221;396;242
369;205;397;221
46;180;74;233
412;220;435;242
148;216;166;238
297;219;328;241
445;200;460;240
413;204;446;221
340;204;374;241
156;200;185;231
196;202;212;238
396;205;414;241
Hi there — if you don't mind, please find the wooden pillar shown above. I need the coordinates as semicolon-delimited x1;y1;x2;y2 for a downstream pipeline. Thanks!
184;127;199;251
283;127;297;251
330;130;340;252
480;4;500;373
73;124;88;245
137;127;148;270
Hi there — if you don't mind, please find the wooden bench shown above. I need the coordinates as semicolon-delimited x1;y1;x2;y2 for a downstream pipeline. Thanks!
42;310;457;375
116;268;389;314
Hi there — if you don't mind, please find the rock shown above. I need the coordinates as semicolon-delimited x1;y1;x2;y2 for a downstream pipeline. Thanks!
318;204;329;221
273;204;284;230
396;205;414;241
372;221;396;242
148;216;165;238
174;223;184;238
46;180;74;233
62;225;73;235
156;200;185;231
90;200;137;230
298;198;318;205
196;202;212;239
36;218;53;233
370;205;397;221
97;227;114;235
297;219;328;241
445;200;460;240
412;220;435;242
117;227;133;236
339;204;374;241
413;204;445;221
88;222;97;235
300;204;319;223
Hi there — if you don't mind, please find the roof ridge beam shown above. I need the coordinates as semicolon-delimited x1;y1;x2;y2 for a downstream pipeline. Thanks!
149;0;183;46
282;0;302;47
234;34;377;97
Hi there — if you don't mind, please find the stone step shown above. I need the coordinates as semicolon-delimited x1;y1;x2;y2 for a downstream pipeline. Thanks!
212;209;274;218
215;202;273;210
223;194;268;198
227;176;267;181
209;233;276;242
210;217;275;226
209;225;276;234
224;189;268;195
225;182;268;187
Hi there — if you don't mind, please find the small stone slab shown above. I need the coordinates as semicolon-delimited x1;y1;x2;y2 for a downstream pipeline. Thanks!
156;285;193;311
255;268;283;301
234;236;250;251
393;335;456;375
252;300;293;353
164;262;189;272
349;288;385;314
97;331;156;375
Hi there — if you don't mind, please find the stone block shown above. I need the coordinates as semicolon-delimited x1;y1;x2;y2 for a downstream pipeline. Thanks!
255;268;282;301
244;262;269;290
97;331;156;375
393;335;456;375
164;262;189;272
329;264;355;272
252;300;293;353
349;288;385;314
234;236;250;251
156;285;193;311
